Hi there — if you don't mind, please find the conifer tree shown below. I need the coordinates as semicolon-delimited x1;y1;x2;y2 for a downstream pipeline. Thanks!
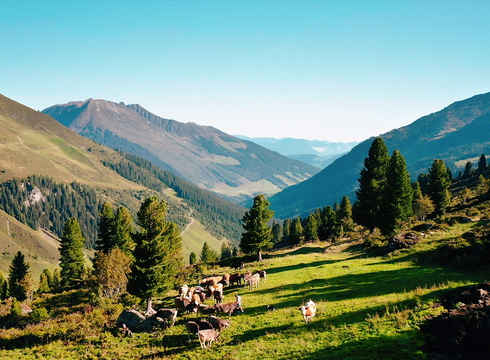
318;207;329;240
272;221;283;244
304;214;318;242
379;150;413;236
38;272;50;293
463;161;473;179
59;218;86;287
189;251;197;265
290;217;304;245
200;242;214;264
41;268;54;291
52;268;61;291
427;159;451;217
113;206;134;258
96;202;115;254
478;154;487;174
353;137;390;231
127;196;182;315
240;194;274;261
8;251;31;301
282;218;291;245
220;243;232;261
0;272;7;300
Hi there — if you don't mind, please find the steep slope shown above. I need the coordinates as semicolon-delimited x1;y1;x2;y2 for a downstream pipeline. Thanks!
270;92;490;219
43;100;319;201
0;94;244;273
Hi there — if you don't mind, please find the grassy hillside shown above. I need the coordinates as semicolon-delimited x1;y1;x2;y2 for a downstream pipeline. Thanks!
2;219;489;359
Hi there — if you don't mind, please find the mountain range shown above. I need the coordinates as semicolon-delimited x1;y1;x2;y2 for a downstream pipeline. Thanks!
0;93;246;274
269;92;490;219
42;100;320;203
234;136;358;168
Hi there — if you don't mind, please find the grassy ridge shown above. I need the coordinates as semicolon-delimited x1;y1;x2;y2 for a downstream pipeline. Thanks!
1;235;488;359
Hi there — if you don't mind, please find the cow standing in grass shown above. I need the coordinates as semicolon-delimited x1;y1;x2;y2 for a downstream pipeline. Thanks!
299;300;316;325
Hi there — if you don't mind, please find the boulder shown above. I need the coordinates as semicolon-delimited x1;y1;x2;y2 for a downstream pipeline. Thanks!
116;309;164;332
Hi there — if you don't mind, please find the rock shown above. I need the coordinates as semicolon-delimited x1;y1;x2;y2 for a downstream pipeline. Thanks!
116;309;164;333
389;233;421;250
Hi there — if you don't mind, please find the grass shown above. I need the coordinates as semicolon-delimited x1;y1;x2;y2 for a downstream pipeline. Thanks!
1;232;489;360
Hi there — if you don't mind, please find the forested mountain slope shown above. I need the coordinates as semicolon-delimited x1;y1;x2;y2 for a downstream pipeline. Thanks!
43;99;319;202
0;94;245;269
270;92;490;219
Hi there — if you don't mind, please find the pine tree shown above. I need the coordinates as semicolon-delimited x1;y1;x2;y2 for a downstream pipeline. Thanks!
353;137;390;232
282;218;291;245
52;268;61;291
379;150;413;236
427;159;451;217
200;242;214;264
127;196;182;315
42;268;54;291
113;206;134;258
189;252;197;265
339;196;354;235
38;272;51;293
96;202;115;254
290;217;304;245
478;154;487;174
272;221;283;244
8;251;31;301
303;214;318;242
463;161;473;179
59;218;86;287
240;194;274;261
220;243;232;261
0;272;7;300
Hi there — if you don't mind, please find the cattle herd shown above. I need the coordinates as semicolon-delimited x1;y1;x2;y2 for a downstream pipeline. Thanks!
118;267;318;350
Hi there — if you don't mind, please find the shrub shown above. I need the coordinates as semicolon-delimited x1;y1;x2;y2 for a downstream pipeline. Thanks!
30;307;50;321
9;298;22;317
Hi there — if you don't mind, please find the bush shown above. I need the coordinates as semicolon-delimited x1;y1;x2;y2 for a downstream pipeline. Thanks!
10;298;22;317
30;307;50;321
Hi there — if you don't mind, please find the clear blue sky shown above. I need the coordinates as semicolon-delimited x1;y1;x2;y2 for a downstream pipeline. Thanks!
2;1;490;142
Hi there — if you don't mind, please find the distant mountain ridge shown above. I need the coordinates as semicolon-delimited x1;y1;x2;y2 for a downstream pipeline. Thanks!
43;100;320;202
269;92;490;219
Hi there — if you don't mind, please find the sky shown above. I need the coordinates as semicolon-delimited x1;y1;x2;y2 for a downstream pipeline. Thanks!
2;1;490;143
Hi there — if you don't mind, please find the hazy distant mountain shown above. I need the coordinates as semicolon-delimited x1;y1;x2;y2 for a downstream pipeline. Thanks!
287;153;345;169
269;92;490;219
235;136;358;157
43;100;319;202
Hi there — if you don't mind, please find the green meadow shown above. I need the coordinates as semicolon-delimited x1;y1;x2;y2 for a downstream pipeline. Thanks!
1;232;488;360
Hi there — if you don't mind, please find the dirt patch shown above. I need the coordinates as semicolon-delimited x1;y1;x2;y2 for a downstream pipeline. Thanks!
421;283;490;359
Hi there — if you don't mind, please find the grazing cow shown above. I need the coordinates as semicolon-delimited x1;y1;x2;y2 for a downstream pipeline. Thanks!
229;273;242;287
154;308;178;327
213;290;224;304
187;286;196;298
192;293;202;306
215;302;244;316
299;300;316;325
197;304;217;318
220;273;231;286
208;315;230;332
185;321;199;341
246;273;260;290
179;285;189;298
258;270;267;283
198;329;220;349
243;270;252;287
175;297;191;314
207;283;224;299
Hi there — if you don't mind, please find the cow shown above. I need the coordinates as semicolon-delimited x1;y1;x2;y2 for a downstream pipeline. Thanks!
185;320;214;342
207;283;224;299
179;285;189;298
231;260;245;270
229;273;242;287
191;293;202;306
153;308;178;327
175;297;191;314
208;315;230;332
299;300;316;325
243;270;252;287
246;273;260;290
213;290;224;304
197;304;217;318
198;329;220;349
215;302;244;317
220;273;231;286
258;270;267;283
187;286;196;298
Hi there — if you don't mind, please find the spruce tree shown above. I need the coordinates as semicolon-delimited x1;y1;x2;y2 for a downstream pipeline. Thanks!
38;272;51;293
290;217;304;245
427;159;451;217
189;252;197;265
240;194;274;261
353;137;390;231
304;214;318;242
200;242;214;264
282;218;291;245
478;154;487;174
272;221;283;244
127;196;182;315
8;251;31;301
463;161;473;179
59;218;86;287
379;150;413;236
113;206;134;258
0;272;7;300
96;202;115;254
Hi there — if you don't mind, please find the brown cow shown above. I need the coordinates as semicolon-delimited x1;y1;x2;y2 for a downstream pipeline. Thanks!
154;308;178;327
197;304;217;318
215;302;243;316
207;283;223;299
175;297;191;314
246;273;260;290
198;329;220;349
220;273;231;286
208;315;230;332
229;273;242;286
243;270;252;286
192;293;202;306
299;301;316;325
213;290;224;304
179;285;188;298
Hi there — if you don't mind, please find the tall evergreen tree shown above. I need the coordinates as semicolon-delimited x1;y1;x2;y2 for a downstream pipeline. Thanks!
379;150;413;236
96;202;115;254
353;137;390;231
303;214;318;242
200;242;214;264
0;272;7;300
271;221;283;244
463;161;473;179
113;206;135;257
220;243;233;261
59;218;86;287
240;194;274;261
8;251;31;301
189;251;197;265
290;217;304;245
427;159;451;217
478;154;487;174
127;196;182;315
282;218;291;245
